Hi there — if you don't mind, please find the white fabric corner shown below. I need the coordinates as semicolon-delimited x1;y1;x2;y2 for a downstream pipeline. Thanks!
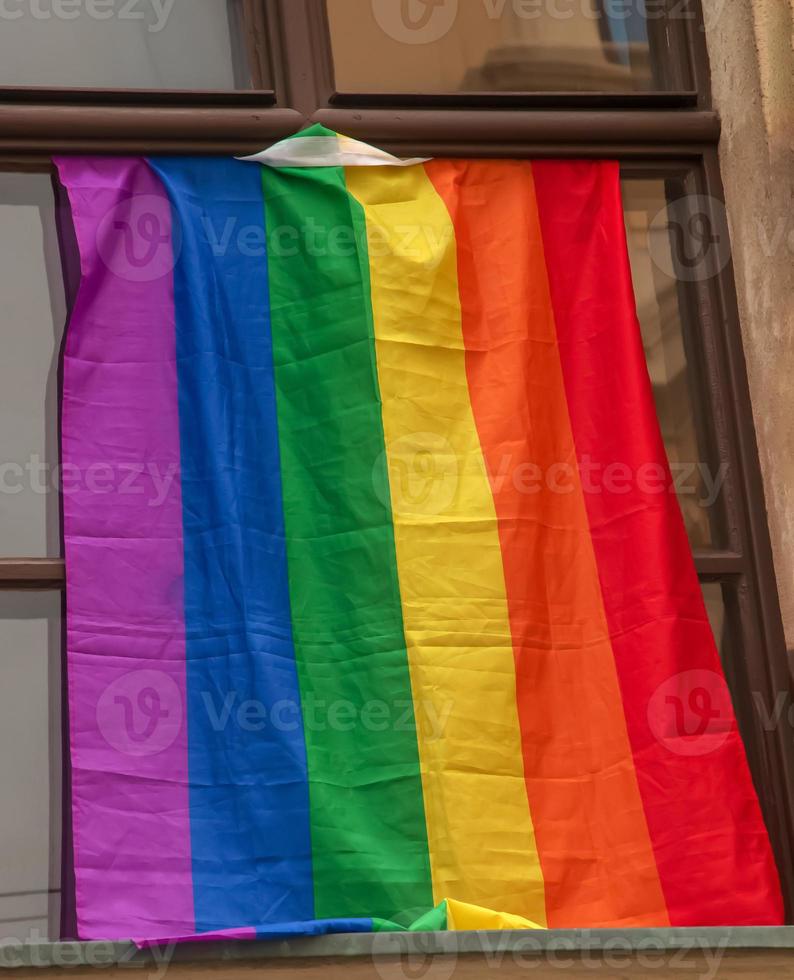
237;134;431;169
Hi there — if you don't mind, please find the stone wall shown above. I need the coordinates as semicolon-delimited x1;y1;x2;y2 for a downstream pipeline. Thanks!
701;0;794;647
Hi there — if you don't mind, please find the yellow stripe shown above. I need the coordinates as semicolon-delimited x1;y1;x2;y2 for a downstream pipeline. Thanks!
346;165;547;925
446;899;544;932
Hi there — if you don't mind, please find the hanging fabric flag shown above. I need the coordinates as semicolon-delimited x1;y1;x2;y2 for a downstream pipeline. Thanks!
54;125;782;944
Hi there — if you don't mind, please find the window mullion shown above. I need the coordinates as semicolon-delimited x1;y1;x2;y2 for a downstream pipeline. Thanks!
0;559;65;590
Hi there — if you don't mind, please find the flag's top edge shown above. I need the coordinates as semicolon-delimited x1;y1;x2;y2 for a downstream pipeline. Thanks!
237;125;431;169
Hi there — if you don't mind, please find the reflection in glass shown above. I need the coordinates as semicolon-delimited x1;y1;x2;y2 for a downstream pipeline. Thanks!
700;580;744;712
701;581;727;659
0;174;65;557
326;0;678;94
0;593;62;942
0;0;256;90
622;179;722;550
700;580;756;748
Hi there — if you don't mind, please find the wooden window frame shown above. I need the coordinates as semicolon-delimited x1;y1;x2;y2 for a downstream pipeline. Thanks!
1;0;792;924
310;0;701;109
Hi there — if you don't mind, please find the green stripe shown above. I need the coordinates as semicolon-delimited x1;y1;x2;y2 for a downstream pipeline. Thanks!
373;901;449;933
262;165;433;921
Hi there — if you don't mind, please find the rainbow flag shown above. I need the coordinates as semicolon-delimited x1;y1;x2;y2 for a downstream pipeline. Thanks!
55;126;782;943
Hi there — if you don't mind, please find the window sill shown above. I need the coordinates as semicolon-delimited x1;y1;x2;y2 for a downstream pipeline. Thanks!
4;927;794;973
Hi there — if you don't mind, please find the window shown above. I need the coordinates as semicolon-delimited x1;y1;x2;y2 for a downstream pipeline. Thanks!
0;0;272;94
324;0;691;97
0;174;65;557
622;176;725;550
0;0;261;91
1;0;791;939
0;593;62;942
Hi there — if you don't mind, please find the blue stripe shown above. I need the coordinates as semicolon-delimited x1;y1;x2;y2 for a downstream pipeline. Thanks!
252;918;375;941
148;157;313;932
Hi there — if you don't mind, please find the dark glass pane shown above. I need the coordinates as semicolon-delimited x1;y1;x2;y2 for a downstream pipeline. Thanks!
326;0;689;94
0;592;62;942
622;178;724;550
699;580;748;729
701;580;728;660
0;173;64;557
0;0;259;90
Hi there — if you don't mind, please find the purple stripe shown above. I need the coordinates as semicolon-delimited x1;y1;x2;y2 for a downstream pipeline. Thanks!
54;158;194;941
135;927;257;949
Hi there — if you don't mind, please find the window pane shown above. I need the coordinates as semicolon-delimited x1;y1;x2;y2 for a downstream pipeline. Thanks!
326;0;687;94
700;579;762;771
700;580;743;708
701;580;728;659
0;592;62;942
0;0;258;90
0;173;64;557
622;178;724;550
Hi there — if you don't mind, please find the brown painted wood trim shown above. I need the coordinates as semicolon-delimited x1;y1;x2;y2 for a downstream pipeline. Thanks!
339;142;713;160
0;559;64;589
0;104;303;139
0;139;290;156
240;0;272;91
312;109;720;146
0;142;714;160
274;0;331;117
0;105;304;153
688;0;714;109
0;553;737;586
0;156;51;171
0;510;742;599
677;168;744;555
0;142;715;160
263;0;289;110
0;87;277;107
328;92;700;110
294;0;336;110
0;109;720;157
694;551;745;576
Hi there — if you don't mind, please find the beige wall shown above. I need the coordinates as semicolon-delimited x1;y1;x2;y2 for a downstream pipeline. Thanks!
702;0;794;648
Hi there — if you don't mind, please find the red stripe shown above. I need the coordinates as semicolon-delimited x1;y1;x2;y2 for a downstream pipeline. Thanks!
427;159;668;927
532;160;783;926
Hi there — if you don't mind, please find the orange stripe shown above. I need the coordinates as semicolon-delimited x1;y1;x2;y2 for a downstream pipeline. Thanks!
426;159;669;927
